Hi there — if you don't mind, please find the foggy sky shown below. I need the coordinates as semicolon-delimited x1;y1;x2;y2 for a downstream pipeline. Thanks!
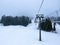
0;0;60;18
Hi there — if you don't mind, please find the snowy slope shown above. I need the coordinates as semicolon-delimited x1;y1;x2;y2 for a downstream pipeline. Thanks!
0;21;60;45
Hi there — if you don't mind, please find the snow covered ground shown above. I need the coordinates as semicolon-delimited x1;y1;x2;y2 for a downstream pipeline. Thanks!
0;21;60;45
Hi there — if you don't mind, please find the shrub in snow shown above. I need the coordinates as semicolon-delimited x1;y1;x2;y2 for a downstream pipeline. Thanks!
1;15;31;26
39;18;52;32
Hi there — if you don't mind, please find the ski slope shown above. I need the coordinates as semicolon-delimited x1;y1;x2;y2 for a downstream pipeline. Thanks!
0;21;60;45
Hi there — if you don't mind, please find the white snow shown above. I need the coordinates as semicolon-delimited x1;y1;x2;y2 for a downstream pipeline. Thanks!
0;21;60;45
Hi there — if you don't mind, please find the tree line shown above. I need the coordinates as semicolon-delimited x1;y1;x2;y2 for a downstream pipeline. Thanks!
0;15;31;26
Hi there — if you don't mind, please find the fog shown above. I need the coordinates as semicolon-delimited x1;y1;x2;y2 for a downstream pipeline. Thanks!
0;0;60;18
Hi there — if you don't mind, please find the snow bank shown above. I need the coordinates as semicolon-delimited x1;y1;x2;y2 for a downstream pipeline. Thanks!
0;22;60;45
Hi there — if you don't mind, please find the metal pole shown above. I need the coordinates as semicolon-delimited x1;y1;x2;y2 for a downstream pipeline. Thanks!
37;0;44;41
39;17;42;41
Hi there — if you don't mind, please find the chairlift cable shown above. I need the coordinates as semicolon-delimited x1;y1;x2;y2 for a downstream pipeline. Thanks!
38;0;44;14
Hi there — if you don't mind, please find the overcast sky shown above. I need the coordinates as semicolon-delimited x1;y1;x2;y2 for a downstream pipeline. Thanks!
0;0;60;18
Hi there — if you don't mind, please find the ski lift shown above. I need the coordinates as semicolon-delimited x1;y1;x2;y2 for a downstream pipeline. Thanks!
35;14;44;23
